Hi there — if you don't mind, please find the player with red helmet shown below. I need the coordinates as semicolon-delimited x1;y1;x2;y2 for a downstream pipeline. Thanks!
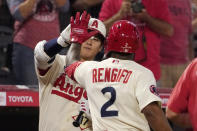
104;20;139;56
65;20;172;131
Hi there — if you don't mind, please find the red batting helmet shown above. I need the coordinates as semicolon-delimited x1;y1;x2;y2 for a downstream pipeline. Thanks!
105;20;139;55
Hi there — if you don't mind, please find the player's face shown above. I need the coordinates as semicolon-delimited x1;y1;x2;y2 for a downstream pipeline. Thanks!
80;36;102;61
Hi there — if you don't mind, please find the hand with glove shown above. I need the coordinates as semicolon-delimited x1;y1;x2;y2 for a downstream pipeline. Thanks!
57;24;71;47
70;11;99;44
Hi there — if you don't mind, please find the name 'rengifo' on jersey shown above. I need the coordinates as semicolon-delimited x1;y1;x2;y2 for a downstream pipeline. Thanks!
35;54;92;131
74;58;162;131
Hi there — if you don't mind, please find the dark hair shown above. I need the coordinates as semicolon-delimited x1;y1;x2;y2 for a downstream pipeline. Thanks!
94;33;105;45
88;29;105;45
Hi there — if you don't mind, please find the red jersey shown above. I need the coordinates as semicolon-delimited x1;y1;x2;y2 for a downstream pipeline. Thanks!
160;0;192;65
167;58;197;130
10;0;61;49
99;0;172;80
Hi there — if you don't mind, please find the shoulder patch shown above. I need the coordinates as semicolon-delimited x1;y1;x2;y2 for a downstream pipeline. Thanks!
149;85;159;96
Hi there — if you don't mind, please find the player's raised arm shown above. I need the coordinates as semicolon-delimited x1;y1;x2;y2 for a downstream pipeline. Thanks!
34;22;70;75
142;102;172;131
135;66;172;131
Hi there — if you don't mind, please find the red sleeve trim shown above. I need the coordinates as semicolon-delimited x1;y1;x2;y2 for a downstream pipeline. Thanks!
65;61;82;81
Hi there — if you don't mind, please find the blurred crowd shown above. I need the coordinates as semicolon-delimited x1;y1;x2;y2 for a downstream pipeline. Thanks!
0;0;196;86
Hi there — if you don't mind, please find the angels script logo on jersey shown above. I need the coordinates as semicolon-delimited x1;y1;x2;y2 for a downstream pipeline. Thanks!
52;73;87;103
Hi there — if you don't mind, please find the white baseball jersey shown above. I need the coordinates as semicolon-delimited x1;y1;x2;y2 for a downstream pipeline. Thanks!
73;58;162;131
35;54;92;131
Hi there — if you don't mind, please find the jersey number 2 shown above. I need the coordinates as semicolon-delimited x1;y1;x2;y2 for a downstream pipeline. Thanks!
101;87;118;117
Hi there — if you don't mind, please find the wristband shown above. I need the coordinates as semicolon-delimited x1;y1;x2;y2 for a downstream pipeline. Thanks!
57;36;69;47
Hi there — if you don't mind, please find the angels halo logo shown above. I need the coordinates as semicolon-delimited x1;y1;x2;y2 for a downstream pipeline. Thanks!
149;85;159;96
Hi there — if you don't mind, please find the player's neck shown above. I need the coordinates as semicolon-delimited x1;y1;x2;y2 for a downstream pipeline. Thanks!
80;58;92;62
111;52;135;60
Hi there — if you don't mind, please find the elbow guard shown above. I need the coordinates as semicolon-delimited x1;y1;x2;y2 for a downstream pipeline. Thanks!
34;40;54;69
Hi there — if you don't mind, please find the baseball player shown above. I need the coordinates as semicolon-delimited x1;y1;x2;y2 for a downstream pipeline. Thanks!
34;11;106;131
65;20;172;131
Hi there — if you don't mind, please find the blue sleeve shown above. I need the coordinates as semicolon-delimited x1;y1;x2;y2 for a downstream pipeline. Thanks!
44;38;64;57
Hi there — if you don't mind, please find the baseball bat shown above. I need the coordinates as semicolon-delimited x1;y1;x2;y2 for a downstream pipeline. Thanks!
73;111;84;127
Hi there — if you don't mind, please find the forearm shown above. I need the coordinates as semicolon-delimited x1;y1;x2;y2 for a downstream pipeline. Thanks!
169;113;192;128
34;38;68;70
143;103;172;131
103;13;123;33
44;38;65;58
73;0;102;10
66;43;81;66
18;0;36;19
166;108;192;128
145;15;174;37
55;0;67;8
83;0;103;7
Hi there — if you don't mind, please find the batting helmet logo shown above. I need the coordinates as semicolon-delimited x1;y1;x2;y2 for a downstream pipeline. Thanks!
121;43;132;53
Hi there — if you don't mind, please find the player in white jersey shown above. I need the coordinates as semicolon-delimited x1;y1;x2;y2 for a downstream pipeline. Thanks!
34;11;106;131
65;20;173;131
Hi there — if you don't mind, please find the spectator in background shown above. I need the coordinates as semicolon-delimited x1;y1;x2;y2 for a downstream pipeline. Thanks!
166;58;197;130
192;0;197;57
6;0;69;85
99;0;174;82
0;0;14;76
0;0;14;27
72;0;103;11
71;0;104;18
160;0;193;88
